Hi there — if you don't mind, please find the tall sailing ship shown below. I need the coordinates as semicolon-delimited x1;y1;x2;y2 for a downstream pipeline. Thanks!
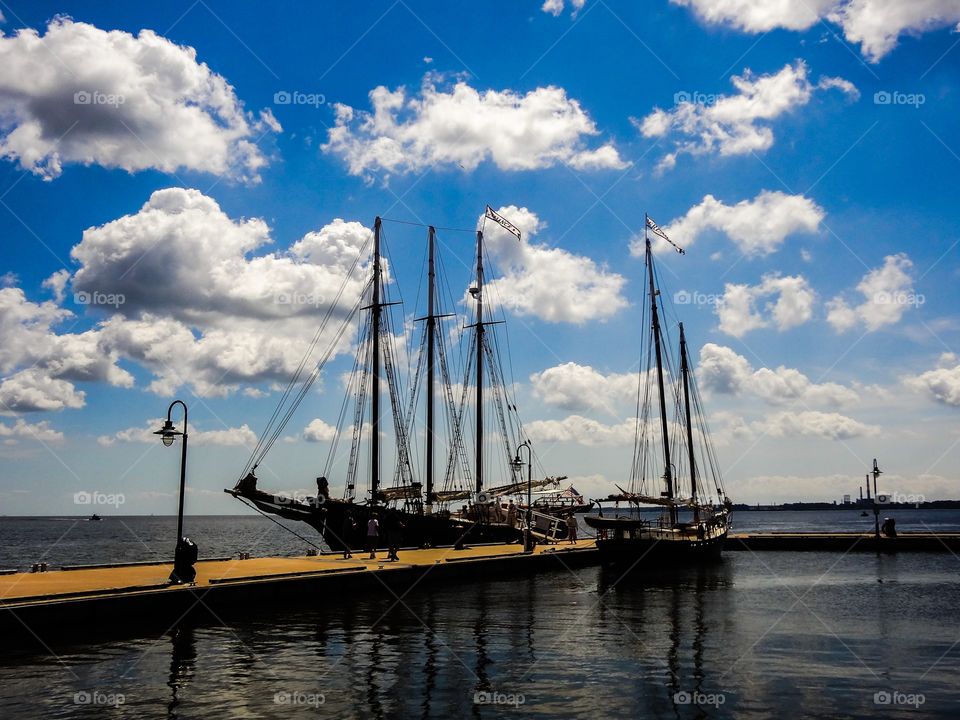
585;215;731;566
227;210;567;550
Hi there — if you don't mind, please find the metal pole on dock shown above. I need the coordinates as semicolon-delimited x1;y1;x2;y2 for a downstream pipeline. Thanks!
872;459;882;543
154;401;191;581
513;441;533;552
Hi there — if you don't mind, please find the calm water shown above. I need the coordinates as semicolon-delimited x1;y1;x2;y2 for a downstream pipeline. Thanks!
1;513;959;718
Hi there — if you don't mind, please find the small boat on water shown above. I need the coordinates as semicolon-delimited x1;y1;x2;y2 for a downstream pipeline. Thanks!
585;215;731;568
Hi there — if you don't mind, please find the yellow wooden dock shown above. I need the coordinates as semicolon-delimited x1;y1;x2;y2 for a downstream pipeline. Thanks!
1;540;598;609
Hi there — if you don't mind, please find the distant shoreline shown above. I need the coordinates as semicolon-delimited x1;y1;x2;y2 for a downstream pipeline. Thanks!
731;501;960;511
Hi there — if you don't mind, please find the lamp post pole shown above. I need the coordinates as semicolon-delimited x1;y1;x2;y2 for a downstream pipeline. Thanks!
513;440;532;552
175;404;188;544
872;458;882;544
154;400;188;550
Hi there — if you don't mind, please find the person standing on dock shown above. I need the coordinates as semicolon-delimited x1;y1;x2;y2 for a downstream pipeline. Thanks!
507;501;517;528
367;513;380;559
567;515;578;544
341;512;356;559
386;511;404;562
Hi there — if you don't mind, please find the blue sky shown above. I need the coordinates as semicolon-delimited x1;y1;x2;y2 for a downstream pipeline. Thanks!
1;0;959;515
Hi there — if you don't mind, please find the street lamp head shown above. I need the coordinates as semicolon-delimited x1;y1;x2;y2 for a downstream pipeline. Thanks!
154;419;182;447
511;454;523;471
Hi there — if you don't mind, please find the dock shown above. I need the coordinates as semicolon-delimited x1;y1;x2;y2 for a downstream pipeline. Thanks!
0;540;598;647
5;532;959;648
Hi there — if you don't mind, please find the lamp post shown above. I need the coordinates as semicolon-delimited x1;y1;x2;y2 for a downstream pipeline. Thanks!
512;440;532;552
154;401;190;580
872;458;882;544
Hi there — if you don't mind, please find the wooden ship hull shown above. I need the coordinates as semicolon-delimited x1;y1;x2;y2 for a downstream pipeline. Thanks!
584;515;727;567
227;487;523;550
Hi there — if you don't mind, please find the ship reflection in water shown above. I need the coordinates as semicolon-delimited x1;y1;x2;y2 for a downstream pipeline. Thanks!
2;552;958;718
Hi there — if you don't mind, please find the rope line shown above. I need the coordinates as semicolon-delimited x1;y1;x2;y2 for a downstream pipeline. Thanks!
236;496;326;552
381;217;476;233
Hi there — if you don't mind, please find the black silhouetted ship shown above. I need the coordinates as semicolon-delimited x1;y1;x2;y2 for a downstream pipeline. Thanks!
585;215;731;567
228;210;567;550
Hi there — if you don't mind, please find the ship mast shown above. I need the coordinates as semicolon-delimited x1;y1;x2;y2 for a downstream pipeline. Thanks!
370;216;383;504
680;322;698;524
645;232;676;526
425;226;437;507
474;230;485;497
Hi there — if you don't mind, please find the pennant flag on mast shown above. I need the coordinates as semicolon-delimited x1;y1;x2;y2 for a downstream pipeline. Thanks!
646;214;685;254
485;205;522;241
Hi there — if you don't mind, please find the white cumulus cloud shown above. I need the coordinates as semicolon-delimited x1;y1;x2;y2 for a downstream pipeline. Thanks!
529;362;637;414
636;61;857;171
324;76;627;179
633;191;824;257
699;343;859;406
66;187;375;397
2;189;377;402
97;419;258;447
672;0;960;62
477;206;627;324
716;274;816;337
541;0;586;17
72;188;370;324
904;353;960;407
0;368;86;414
0;418;63;443
826;253;917;333
755;410;878;439
0;18;279;180
672;0;835;31
0;287;132;413
526;414;637;447
303;418;338;442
